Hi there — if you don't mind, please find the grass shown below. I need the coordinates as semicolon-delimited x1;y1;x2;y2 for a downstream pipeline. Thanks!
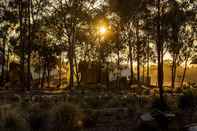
0;87;197;130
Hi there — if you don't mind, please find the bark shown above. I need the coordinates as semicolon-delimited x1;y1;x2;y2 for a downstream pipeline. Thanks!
19;0;26;90
142;64;145;83
98;34;103;84
58;54;62;88
74;53;80;86
38;57;42;88
27;0;31;91
6;45;9;83
180;58;188;88
157;0;164;105
128;38;134;85
171;56;174;89
116;34;120;88
147;39;150;86
69;53;74;89
46;58;50;88
136;20;140;87
6;48;9;74
0;37;6;86
41;63;46;88
68;26;75;89
171;55;177;89
129;44;134;85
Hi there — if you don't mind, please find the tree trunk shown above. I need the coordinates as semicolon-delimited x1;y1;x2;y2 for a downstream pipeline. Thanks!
171;54;177;89
171;55;175;89
69;54;74;89
38;57;42;88
143;64;145;83
147;39;150;86
74;53;80;86
180;58;188;88
128;32;134;85
6;45;9;83
136;20;140;87
0;37;6;85
116;39;120;88
157;0;164;105
19;0;26;90
41;63;46;89
58;54;62;88
27;0;31;91
98;40;102;83
47;59;50;88
69;25;75;89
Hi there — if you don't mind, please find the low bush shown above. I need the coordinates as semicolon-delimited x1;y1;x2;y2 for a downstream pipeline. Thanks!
105;96;137;109
136;123;159;131
84;96;106;109
151;97;170;111
49;102;84;131
0;106;29;131
83;109;98;128
104;97;122;108
26;104;49;131
178;89;196;111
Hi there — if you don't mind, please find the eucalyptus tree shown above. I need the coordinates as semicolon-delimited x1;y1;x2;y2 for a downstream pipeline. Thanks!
0;0;20;87
144;0;196;103
26;0;50;89
163;0;196;89
3;0;33;90
8;0;51;90
123;23;135;84
0;26;6;85
142;0;167;104
47;0;94;88
179;20;197;88
108;0;147;88
108;17;124;77
155;0;165;105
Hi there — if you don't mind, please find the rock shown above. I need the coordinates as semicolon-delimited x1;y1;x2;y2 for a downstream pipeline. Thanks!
185;123;197;131
140;113;155;122
189;126;197;131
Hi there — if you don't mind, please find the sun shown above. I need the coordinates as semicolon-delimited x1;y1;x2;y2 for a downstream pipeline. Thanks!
99;26;107;34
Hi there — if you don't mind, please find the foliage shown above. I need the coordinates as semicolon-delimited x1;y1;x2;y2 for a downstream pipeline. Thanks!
83;109;98;128
83;96;107;109
49;102;84;131
0;106;29;131
26;104;50;131
178;89;196;111
151;97;170;112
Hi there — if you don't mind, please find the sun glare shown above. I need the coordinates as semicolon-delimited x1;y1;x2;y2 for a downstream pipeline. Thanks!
99;26;107;34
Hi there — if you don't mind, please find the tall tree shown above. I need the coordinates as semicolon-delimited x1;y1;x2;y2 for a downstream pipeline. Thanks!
164;0;196;89
47;0;92;89
108;0;145;87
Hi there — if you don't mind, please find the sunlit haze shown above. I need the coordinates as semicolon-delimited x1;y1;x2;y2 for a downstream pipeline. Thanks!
99;26;107;34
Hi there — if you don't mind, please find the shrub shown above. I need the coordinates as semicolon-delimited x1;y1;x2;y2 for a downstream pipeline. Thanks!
49;102;84;131
104;97;122;108
83;109;98;128
137;123;158;131
151;97;170;111
0;106;29;131
174;87;183;94
178;89;196;111
105;96;137;109
26;104;49;131
163;87;173;94
84;96;106;109
143;89;150;95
